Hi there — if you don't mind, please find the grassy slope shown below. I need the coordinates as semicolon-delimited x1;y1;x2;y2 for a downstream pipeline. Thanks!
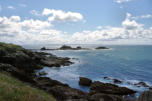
0;72;56;101
0;42;25;53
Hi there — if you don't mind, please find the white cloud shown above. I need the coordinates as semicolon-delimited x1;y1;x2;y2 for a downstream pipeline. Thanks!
132;14;152;20
30;10;41;16
0;16;65;44
96;26;103;30
122;13;143;30
19;4;27;7
0;13;152;45
69;13;152;44
42;8;83;22
115;0;133;3
7;6;15;9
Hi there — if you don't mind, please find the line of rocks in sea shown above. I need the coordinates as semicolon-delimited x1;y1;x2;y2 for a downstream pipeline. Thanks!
40;45;109;50
103;76;152;88
0;42;151;101
79;77;152;101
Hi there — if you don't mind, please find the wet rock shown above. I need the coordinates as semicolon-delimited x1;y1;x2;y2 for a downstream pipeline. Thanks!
113;79;122;84
90;81;136;95
39;71;48;76
89;93;123;101
149;87;152;90
134;82;149;88
136;90;152;101
104;76;122;84
104;76;112;80
40;56;73;67
79;77;92;86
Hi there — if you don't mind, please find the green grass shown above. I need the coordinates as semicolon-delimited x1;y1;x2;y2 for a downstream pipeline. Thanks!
0;72;56;101
0;42;25;54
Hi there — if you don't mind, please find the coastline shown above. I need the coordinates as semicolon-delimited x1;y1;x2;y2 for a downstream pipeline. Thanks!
0;42;151;101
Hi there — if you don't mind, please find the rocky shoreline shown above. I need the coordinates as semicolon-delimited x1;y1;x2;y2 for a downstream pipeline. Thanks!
0;42;151;101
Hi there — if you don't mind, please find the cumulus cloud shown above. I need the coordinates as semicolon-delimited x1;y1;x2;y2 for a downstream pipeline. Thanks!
42;8;83;22
115;0;133;3
70;13;152;44
122;13;143;30
7;6;15;9
0;13;152;45
0;16;62;44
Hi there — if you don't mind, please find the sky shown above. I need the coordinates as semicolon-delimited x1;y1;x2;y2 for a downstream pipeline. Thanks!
0;0;152;45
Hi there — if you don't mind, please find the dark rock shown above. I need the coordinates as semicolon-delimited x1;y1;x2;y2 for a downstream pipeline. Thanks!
58;45;89;50
149;87;152;90
89;93;123;101
134;82;149;88
76;46;82;49
113;79;122;84
0;63;36;84
95;46;109;49
35;77;68;88
48;85;88;100
90;81;136;95
104;76;122;84
104;76;112;80
136;90;152;101
41;47;46;50
79;77;92;86
39;71;48;76
59;45;73;50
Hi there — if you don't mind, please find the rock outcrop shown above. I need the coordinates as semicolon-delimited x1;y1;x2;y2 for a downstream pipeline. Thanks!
79;77;92;86
136;90;152;101
90;81;136;95
104;76;122;84
89;93;124;101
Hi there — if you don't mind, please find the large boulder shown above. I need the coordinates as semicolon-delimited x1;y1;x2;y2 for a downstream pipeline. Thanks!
79;77;92;86
136;90;152;101
90;81;136;95
89;93;123;101
48;85;88;101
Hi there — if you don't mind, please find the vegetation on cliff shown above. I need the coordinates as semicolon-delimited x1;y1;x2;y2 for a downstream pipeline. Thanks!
0;72;56;101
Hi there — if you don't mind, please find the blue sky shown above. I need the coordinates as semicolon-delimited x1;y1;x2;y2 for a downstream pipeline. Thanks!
0;0;152;44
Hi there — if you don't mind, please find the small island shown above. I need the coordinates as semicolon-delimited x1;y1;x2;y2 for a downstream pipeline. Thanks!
40;45;109;50
95;46;109;49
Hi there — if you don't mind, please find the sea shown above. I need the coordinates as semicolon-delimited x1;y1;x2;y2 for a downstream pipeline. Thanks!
24;44;152;96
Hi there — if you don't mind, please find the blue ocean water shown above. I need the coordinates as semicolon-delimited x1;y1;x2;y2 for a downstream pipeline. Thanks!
33;45;152;95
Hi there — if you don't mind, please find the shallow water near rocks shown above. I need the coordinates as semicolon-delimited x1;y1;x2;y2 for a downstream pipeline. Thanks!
32;45;152;96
